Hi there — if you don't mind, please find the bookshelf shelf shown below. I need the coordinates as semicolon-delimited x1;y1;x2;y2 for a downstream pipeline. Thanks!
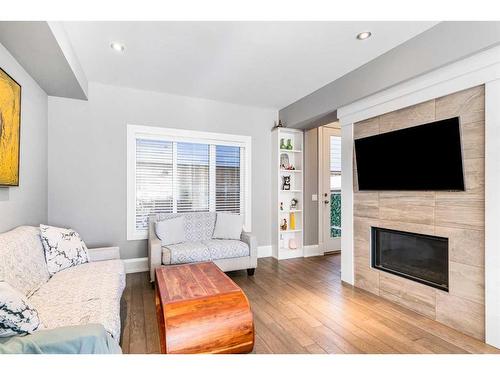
272;127;304;259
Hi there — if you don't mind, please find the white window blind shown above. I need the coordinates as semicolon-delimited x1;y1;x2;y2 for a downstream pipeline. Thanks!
216;145;242;213
135;139;173;231
330;136;342;191
130;128;249;238
176;142;210;213
330;136;341;173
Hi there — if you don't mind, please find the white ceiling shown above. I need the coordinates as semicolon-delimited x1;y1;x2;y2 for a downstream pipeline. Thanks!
63;21;438;109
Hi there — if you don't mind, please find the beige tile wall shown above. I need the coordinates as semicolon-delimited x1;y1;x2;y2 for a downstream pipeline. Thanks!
352;85;485;340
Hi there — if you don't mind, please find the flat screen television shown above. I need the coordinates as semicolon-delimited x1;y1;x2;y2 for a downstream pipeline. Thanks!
354;117;465;191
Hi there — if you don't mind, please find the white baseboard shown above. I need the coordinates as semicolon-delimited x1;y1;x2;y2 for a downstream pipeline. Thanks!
304;244;324;258
257;245;273;258
124;257;149;274
276;248;304;260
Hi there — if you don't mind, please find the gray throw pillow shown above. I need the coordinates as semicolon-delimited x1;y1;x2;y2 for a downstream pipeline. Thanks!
155;216;186;246
0;282;42;337
212;213;244;240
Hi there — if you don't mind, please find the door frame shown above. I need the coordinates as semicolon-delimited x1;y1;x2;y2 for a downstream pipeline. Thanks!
318;122;342;253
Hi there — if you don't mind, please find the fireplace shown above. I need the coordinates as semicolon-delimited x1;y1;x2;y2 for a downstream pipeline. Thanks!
371;227;449;291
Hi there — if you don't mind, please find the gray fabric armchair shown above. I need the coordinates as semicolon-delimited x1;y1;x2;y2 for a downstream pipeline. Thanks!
148;212;258;282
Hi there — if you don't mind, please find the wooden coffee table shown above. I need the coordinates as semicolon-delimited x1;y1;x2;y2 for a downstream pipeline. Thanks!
155;262;254;354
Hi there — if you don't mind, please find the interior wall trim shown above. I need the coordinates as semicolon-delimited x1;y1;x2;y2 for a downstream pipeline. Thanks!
338;45;500;125
124;257;149;274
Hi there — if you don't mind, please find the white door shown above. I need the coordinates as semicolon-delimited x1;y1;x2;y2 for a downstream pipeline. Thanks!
321;126;341;252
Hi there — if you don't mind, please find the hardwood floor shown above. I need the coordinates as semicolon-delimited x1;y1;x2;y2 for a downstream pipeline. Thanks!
120;254;499;354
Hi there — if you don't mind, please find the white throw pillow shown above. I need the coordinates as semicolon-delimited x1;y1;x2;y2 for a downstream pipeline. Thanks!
39;225;89;276
212;213;244;240
155;216;186;246
0;282;42;337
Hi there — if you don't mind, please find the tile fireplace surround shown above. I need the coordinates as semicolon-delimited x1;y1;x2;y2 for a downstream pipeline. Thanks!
353;85;485;340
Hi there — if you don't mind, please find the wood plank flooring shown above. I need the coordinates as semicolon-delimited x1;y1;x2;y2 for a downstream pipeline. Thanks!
120;255;499;354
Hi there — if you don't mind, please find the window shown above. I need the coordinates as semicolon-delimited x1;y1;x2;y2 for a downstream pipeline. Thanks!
330;135;341;238
127;125;251;240
216;145;242;213
330;135;341;191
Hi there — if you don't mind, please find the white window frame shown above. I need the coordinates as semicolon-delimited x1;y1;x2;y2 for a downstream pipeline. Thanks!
127;124;252;240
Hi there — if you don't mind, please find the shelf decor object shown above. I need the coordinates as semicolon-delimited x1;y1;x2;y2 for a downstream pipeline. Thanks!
282;175;291;190
272;127;304;259
280;152;290;169
289;212;296;230
280;138;286;149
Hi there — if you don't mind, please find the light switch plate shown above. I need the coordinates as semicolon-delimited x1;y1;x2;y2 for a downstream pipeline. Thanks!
312;194;318;201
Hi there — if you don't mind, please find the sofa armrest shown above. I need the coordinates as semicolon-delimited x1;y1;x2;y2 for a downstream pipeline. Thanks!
149;220;162;283
241;231;258;262
88;246;120;262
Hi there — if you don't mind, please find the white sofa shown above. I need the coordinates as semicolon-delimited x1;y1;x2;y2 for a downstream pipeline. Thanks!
0;226;125;345
148;212;258;282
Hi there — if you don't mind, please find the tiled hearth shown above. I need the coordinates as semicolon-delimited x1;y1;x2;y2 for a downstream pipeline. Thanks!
353;85;485;340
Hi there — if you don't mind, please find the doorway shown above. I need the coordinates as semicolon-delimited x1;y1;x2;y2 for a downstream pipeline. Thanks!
319;124;341;253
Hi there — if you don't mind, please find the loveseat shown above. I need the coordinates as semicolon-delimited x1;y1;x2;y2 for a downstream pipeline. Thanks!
0;226;125;353
148;212;257;282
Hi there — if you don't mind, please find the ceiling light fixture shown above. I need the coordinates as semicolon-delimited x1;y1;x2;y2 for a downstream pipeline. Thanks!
110;42;125;52
356;31;372;40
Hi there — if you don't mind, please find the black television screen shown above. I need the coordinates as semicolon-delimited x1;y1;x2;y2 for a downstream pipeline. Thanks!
354;117;465;191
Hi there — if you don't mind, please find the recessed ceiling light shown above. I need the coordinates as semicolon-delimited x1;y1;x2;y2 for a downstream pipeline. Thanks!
110;42;125;52
356;31;372;40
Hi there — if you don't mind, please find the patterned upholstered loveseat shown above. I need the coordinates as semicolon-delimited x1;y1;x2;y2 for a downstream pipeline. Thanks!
148;212;258;282
0;226;125;351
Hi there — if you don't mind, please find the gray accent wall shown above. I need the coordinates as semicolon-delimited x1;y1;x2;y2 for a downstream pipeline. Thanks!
0;21;88;100
0;42;48;233
280;21;500;128
48;82;277;259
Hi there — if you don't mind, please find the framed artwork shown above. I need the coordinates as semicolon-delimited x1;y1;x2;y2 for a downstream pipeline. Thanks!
0;67;21;186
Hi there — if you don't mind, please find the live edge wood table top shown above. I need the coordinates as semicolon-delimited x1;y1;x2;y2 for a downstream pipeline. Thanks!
155;262;254;354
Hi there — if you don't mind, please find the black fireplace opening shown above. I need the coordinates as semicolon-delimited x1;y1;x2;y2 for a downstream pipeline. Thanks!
371;227;449;291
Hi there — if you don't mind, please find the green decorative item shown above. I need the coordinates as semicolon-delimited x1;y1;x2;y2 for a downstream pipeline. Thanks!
330;192;341;238
280;138;286;149
286;139;293;150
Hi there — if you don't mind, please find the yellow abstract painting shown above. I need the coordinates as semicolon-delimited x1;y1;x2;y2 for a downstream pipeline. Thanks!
0;67;21;186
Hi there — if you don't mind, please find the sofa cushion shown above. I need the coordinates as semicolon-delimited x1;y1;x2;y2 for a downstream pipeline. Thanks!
155;212;216;242
39;225;90;276
0;226;50;297
0;282;42;337
202;239;250;261
212;213;244;240
163;241;211;265
162;240;250;265
155;216;186;246
28;260;125;342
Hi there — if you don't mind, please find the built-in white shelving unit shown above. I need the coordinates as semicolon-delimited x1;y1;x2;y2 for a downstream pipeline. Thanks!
271;127;304;260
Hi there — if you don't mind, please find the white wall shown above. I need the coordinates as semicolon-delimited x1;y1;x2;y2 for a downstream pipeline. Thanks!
0;42;48;233
303;127;319;246
485;80;500;348
48;82;277;259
